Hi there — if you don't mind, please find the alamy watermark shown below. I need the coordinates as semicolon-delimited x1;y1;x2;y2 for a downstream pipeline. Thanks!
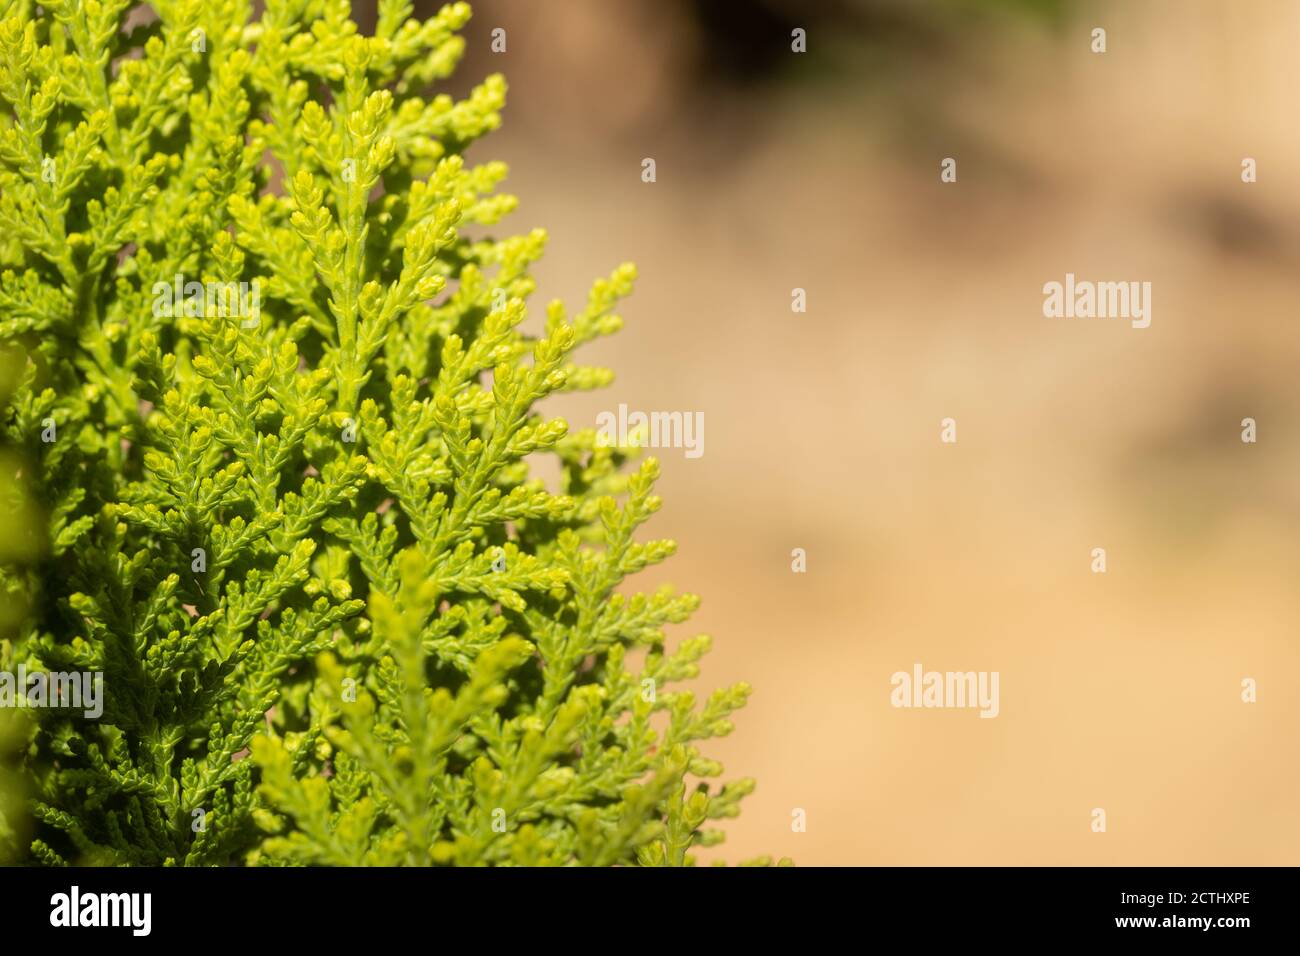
50;886;150;936
890;662;999;718
152;275;261;328
0;666;103;719
595;403;704;459
1042;273;1151;329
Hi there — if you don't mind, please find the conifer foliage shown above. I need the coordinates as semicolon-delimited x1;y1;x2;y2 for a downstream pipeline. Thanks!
0;0;773;865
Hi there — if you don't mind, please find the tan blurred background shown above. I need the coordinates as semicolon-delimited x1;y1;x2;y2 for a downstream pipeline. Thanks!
436;0;1300;864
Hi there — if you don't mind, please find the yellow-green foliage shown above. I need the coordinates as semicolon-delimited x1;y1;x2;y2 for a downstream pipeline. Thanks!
0;347;41;863
0;0;774;865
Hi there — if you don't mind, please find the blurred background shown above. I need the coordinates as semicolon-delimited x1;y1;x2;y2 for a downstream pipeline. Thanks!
427;0;1300;865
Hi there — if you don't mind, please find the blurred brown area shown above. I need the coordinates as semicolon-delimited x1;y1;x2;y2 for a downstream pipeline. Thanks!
430;0;1300;864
